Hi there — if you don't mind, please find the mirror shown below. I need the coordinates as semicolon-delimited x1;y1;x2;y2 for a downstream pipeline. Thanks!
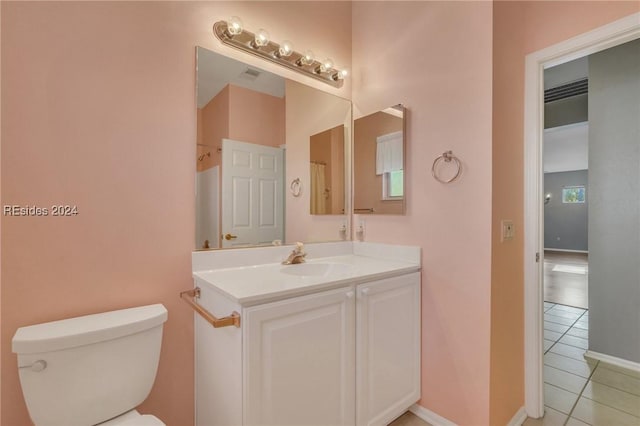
195;47;351;250
353;105;405;215
309;125;346;215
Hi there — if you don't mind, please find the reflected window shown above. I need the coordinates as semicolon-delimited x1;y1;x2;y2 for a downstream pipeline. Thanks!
383;170;404;200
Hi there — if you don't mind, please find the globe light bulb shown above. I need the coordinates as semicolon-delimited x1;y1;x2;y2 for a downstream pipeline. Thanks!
320;58;334;73
278;40;294;57
253;28;270;47
297;50;315;66
332;68;349;81
226;16;243;36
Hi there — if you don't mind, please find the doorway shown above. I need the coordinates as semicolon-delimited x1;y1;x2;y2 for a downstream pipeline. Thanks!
542;60;590;310
523;12;640;419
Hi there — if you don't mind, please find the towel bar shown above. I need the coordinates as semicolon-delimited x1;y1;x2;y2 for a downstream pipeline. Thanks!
180;287;241;328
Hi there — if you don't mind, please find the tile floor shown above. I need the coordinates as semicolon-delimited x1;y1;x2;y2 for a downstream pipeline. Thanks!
525;302;640;426
388;411;431;426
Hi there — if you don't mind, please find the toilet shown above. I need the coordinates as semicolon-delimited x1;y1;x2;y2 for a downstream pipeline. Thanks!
12;304;168;426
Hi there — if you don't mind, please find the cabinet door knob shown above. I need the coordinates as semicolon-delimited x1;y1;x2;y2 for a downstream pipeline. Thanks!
223;233;238;240
360;288;370;297
346;291;354;299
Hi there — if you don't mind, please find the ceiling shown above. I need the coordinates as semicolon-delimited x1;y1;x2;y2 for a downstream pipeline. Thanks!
544;56;588;89
197;48;285;109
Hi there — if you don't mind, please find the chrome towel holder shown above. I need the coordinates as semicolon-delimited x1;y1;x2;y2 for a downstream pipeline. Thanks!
432;150;462;184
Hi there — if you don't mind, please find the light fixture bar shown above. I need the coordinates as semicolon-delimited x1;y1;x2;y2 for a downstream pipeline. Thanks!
213;21;344;88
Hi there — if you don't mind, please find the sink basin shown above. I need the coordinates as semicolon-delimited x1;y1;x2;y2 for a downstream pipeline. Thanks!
280;263;353;277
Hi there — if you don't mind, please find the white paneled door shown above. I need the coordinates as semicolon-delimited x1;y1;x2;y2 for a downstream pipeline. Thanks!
221;139;284;248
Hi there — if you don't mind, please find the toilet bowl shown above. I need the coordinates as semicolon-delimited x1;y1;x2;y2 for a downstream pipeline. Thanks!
12;304;168;426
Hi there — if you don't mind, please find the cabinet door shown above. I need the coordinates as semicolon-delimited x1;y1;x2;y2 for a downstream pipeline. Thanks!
244;287;356;426
356;273;421;426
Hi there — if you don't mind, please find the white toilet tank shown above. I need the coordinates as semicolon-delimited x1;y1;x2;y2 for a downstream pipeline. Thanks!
12;304;168;426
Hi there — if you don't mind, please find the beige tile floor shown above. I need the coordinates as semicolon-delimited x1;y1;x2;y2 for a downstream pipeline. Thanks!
388;411;432;426
524;302;640;426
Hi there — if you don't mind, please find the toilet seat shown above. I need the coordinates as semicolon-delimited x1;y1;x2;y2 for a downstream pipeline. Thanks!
97;410;165;426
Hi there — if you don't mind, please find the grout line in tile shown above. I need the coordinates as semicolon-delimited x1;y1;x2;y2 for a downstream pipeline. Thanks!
562;359;600;426
542;303;592;426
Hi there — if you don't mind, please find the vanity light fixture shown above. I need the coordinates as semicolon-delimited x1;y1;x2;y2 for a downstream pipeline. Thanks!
213;18;346;88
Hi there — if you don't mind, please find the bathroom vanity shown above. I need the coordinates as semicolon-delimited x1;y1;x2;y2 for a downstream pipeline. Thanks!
191;242;421;426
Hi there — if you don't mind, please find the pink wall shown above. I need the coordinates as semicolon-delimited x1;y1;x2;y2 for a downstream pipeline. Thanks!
352;2;494;424
490;2;640;424
490;3;527;423
0;2;351;425
228;84;285;148
199;85;230;172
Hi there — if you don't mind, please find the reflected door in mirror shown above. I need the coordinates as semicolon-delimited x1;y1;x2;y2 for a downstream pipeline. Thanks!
221;139;284;248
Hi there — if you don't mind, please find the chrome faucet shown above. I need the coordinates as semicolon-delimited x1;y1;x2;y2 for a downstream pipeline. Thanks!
282;242;307;265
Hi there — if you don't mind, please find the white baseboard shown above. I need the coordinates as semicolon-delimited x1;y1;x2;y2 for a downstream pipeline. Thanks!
543;248;588;254
409;404;457;426
507;407;527;426
585;350;640;374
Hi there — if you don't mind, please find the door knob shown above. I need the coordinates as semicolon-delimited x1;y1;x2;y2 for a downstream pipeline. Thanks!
224;233;238;241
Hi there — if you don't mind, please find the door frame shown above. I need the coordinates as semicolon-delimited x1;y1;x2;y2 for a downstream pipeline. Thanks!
523;12;640;418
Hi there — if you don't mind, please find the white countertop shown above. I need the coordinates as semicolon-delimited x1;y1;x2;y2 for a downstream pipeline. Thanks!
193;254;420;305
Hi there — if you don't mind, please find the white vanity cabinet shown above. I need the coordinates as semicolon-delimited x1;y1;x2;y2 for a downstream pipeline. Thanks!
195;270;420;426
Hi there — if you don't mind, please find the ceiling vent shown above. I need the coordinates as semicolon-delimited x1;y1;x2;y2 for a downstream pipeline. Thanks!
544;78;588;103
239;67;261;81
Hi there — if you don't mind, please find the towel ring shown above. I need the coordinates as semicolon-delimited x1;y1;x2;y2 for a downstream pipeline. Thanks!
431;150;462;184
290;178;302;197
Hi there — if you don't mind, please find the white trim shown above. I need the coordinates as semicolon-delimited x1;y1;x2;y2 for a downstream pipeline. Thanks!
543;248;588;254
507;407;527;426
524;11;640;419
409;404;457;426
585;350;640;374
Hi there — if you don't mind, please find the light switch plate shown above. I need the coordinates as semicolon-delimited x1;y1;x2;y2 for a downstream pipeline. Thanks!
501;220;515;242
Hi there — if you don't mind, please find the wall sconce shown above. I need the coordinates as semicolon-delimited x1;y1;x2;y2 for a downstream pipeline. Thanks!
213;17;347;88
545;193;552;205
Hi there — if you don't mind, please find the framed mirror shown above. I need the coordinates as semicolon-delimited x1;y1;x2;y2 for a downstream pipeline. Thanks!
195;47;351;250
353;105;405;215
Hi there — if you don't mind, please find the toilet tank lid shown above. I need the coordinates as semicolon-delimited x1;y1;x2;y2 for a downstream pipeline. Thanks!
12;304;168;354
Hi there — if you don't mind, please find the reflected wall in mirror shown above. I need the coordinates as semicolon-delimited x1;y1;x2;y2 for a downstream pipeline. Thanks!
195;47;351;250
310;125;345;215
353;105;405;215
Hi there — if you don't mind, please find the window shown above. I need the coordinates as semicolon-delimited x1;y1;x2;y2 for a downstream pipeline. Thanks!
562;186;586;203
383;170;404;200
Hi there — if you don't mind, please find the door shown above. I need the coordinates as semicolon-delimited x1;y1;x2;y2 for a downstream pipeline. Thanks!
243;287;356;426
221;139;284;248
356;273;421;426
